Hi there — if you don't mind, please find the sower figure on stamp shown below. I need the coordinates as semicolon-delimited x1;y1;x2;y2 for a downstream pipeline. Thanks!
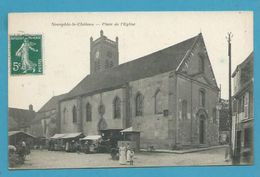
16;38;38;73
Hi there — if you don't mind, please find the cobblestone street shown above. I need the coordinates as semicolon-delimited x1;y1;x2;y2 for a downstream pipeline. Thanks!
12;146;231;169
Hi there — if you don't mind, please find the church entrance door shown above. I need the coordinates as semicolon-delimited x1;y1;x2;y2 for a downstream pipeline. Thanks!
199;115;205;144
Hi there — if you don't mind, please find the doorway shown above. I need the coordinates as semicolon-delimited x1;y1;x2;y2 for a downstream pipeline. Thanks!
199;115;205;144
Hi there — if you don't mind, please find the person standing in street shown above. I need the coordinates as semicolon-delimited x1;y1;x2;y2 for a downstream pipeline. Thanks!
119;144;127;165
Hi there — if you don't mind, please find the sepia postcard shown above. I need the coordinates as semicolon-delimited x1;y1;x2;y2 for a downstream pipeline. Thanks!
8;12;253;169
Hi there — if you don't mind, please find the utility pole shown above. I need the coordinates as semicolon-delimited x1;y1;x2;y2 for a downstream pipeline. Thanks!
226;32;233;163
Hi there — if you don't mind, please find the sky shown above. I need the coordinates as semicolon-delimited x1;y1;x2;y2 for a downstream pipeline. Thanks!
8;12;253;111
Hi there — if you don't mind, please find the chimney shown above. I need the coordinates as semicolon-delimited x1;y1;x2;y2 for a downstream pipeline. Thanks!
29;104;33;111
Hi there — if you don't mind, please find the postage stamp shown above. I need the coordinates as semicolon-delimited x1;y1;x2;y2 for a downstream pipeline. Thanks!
10;35;42;75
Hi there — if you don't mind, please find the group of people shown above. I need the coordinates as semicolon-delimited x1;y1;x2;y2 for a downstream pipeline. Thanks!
119;143;135;165
9;140;30;166
65;140;81;153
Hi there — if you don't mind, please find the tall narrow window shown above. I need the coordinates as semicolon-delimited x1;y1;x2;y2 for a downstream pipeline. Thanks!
105;60;109;69
181;100;187;119
86;103;92;122
113;97;121;119
63;108;67;124
199;89;206;107
155;90;163;114
212;108;217;123
95;61;98;72
241;95;245;112
72;106;77;123
136;92;144;116
199;57;205;73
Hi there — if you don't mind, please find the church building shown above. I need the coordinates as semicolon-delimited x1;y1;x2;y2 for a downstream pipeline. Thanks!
58;30;220;149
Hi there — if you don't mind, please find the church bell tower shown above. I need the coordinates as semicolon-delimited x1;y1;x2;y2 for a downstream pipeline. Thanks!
90;30;119;74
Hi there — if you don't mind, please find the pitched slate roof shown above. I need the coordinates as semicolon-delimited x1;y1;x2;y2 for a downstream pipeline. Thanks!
232;52;253;77
8;116;18;130
8;108;36;129
31;93;67;125
38;93;67;113
65;34;200;99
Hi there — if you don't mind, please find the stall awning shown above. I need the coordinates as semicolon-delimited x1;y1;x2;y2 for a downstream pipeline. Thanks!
50;133;65;139
81;135;101;141
120;127;140;133
8;131;36;138
62;132;85;139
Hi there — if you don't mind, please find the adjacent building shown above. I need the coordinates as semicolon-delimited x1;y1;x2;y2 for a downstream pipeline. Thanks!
219;99;229;144
8;105;36;133
30;94;66;138
58;31;220;149
232;52;254;163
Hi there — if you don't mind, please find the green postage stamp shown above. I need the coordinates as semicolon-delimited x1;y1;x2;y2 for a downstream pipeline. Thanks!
10;35;42;75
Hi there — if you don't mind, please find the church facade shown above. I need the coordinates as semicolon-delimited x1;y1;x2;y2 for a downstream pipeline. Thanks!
58;31;220;149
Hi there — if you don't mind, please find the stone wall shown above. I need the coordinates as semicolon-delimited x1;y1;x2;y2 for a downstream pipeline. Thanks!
129;72;171;149
60;88;125;135
176;75;219;147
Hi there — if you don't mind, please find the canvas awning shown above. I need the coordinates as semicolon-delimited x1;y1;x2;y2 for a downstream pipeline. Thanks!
62;132;85;139
120;127;140;133
50;133;66;139
81;135;101;141
8;131;36;138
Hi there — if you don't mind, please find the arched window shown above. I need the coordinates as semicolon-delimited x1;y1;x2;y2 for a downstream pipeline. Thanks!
113;97;121;119
136;92;144;116
199;57;205;73
72;106;77;123
199;89;206;107
63;108;67;124
212;108;217;123
182;100;188;119
86;103;92;122
155;89;163;114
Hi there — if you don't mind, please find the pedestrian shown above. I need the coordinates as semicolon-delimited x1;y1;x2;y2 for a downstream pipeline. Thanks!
21;140;27;160
65;141;69;152
75;141;81;154
119;145;127;165
129;149;135;165
126;146;131;163
224;135;230;162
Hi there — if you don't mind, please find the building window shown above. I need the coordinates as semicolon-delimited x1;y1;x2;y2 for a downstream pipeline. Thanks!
110;61;114;67
155;89;163;114
136;92;144;116
98;60;101;70
244;128;252;148
113;96;121;119
72;106;77;123
238;96;245;113
199;89;206;107
241;96;245;112
181;100;187;119
86;103;92;122
95;61;98;71
105;60;109;69
212;108;217;123
233;99;238;113
199;56;205;73
63;108;67;124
